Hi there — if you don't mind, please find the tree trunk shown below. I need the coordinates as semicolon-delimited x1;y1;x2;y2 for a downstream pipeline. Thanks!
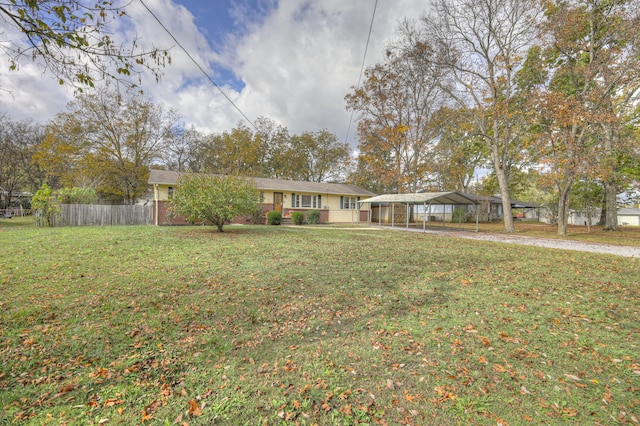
490;147;514;233
216;217;225;232
557;180;572;236
603;180;618;231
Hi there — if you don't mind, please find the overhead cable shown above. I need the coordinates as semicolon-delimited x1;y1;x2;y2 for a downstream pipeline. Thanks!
139;0;257;130
345;0;378;144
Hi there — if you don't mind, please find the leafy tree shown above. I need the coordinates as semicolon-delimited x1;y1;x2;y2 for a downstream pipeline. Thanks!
346;21;446;193
529;0;640;235
37;89;180;203
255;117;294;179
31;183;60;226
288;130;352;183
199;123;263;177
169;173;261;232
0;115;46;206
481;169;539;200
57;186;97;204
197;119;350;183
430;106;487;192
0;0;169;90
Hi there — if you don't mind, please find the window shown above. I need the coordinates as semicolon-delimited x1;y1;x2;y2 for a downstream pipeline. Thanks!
292;194;320;208
168;186;174;197
341;196;359;210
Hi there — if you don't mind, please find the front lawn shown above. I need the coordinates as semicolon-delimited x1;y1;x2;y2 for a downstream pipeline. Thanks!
1;225;638;425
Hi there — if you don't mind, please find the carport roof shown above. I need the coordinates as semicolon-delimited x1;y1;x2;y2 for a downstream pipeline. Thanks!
357;191;477;205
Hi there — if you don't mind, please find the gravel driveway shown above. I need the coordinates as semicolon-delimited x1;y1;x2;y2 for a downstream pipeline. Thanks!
380;226;640;258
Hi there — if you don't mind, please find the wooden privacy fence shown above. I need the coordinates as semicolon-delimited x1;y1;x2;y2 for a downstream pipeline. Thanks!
60;204;153;226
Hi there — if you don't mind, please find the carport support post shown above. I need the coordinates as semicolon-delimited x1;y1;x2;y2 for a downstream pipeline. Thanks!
392;203;395;228
406;203;409;229
423;202;426;232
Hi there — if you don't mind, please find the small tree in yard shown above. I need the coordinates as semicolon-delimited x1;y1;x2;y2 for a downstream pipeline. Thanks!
169;173;260;232
32;183;60;227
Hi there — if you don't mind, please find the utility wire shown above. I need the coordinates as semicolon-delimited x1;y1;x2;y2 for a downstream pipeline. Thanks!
345;0;378;145
139;0;257;130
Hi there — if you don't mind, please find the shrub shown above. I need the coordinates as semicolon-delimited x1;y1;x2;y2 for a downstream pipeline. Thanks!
32;183;61;227
248;205;264;224
267;210;282;225
291;211;304;225
451;207;466;223
306;209;321;224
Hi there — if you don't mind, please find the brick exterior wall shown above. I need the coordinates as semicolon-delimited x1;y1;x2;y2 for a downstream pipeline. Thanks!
154;201;341;226
154;202;286;226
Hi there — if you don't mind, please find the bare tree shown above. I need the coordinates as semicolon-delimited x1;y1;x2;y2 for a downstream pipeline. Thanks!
161;124;205;172
422;0;543;232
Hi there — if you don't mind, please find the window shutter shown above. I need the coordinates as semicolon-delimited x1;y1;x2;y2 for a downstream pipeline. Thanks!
318;195;322;209
340;196;344;209
292;193;295;208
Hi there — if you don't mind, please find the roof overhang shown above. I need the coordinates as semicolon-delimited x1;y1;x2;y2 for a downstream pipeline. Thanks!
357;192;477;205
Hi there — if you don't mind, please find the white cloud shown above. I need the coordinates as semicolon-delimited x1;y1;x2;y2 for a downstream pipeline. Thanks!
226;0;429;142
0;0;429;147
0;20;75;122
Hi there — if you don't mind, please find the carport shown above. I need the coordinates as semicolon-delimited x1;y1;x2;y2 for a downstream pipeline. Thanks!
358;192;479;231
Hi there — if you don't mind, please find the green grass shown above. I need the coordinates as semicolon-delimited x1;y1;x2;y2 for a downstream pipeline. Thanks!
1;224;638;425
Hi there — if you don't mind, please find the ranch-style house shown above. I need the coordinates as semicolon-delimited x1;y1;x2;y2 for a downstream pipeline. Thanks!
148;170;376;225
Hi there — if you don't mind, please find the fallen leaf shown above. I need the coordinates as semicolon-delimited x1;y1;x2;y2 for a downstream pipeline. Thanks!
187;399;202;417
104;398;123;407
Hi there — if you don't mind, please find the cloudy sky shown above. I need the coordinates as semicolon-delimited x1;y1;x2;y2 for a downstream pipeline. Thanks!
0;0;429;147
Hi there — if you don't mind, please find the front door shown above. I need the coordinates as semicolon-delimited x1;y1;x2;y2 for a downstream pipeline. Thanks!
274;192;283;213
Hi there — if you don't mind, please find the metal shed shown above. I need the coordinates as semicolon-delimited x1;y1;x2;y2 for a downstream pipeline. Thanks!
357;192;478;231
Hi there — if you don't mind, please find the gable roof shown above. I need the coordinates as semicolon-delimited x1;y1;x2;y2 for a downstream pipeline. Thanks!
357;192;477;205
148;170;377;197
618;208;640;215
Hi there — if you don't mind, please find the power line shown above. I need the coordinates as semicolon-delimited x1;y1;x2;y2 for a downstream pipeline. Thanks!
139;0;257;130
345;0;378;145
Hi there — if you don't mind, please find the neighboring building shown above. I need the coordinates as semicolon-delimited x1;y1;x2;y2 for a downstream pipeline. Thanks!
568;208;601;226
148;170;376;225
467;195;540;222
618;208;640;226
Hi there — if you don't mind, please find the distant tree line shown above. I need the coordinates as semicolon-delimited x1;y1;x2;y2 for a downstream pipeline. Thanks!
3;0;640;237
0;89;352;207
346;0;640;235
